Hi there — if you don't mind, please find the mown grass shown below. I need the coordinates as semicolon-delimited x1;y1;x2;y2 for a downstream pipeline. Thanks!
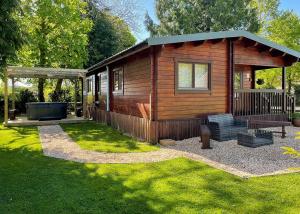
0;124;300;213
61;122;159;153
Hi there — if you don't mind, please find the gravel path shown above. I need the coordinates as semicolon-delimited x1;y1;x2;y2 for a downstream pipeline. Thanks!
38;125;184;164
38;125;300;177
169;126;300;175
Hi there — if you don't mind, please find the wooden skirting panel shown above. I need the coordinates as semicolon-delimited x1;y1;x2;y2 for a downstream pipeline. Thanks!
157;118;205;140
89;108;206;143
90;108;151;142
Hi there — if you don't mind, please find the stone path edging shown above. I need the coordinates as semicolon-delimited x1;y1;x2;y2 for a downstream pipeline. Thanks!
38;125;299;178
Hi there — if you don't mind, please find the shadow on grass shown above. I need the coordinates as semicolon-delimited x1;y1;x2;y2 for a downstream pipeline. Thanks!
61;122;158;153
0;126;300;213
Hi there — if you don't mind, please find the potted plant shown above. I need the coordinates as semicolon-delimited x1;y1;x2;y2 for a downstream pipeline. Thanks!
292;112;300;127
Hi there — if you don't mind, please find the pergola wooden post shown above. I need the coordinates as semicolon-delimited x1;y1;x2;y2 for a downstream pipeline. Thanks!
3;66;88;126
4;68;8;126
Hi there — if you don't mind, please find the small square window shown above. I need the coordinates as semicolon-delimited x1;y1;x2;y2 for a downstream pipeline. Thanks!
177;62;211;92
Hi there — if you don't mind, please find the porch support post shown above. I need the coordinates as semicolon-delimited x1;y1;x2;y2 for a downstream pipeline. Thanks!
74;79;77;115
282;67;286;113
251;69;256;89
106;66;110;112
82;76;87;118
150;46;158;144
4;68;8;126
227;39;234;114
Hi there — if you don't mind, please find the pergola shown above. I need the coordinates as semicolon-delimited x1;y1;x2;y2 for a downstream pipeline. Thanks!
3;66;88;126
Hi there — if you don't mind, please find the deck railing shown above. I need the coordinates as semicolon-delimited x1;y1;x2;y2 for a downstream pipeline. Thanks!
233;89;295;119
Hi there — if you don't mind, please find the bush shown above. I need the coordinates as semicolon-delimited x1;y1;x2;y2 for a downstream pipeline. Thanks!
294;85;300;106
15;89;38;113
48;89;72;103
292;112;300;119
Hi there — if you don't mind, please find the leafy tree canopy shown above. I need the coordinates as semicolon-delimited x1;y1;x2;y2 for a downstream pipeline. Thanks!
15;0;93;68
145;0;260;36
0;0;23;77
86;2;136;67
256;11;300;92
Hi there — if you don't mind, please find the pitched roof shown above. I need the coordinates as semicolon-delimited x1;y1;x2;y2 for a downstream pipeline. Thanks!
88;30;300;73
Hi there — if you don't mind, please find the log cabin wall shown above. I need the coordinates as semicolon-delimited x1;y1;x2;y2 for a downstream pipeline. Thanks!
156;41;229;120
101;50;152;119
235;65;252;89
234;40;285;67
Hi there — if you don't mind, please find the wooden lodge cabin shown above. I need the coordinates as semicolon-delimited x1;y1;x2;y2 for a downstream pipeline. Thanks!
86;31;300;143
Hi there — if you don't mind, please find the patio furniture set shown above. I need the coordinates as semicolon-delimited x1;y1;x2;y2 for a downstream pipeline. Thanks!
202;114;292;148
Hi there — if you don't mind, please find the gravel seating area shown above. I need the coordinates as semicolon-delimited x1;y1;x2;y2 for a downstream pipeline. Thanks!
169;126;300;175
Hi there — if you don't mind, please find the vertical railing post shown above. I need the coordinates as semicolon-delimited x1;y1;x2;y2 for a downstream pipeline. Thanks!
282;67;286;113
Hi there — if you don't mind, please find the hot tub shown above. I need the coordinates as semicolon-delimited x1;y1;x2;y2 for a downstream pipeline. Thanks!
26;102;67;120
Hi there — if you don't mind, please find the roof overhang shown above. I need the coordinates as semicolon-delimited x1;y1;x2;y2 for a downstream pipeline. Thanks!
7;66;87;79
87;30;300;75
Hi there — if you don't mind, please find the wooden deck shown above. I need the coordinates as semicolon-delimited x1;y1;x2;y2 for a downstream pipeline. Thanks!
4;115;88;127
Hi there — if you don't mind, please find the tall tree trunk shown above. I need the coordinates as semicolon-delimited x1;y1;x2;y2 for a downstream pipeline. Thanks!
38;19;47;102
55;79;63;92
38;79;45;102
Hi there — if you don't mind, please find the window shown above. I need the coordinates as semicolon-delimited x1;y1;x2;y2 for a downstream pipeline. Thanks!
87;78;93;93
97;73;101;95
177;62;211;91
113;68;123;93
234;72;243;90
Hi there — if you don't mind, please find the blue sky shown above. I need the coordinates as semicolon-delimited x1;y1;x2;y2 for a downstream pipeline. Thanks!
135;0;300;41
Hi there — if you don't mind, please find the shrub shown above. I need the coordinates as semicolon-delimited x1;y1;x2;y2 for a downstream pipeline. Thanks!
292;112;300;119
48;89;72;103
15;89;38;113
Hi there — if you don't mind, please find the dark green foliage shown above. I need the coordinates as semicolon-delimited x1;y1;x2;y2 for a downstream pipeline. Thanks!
86;2;136;67
294;85;300;105
0;0;23;77
145;0;260;36
48;89;72;103
15;89;38;113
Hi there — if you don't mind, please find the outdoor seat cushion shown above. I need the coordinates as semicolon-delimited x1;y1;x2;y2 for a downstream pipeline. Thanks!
208;114;234;126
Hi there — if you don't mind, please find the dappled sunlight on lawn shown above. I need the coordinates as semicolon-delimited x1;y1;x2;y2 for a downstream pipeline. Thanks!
0;124;300;213
61;122;159;153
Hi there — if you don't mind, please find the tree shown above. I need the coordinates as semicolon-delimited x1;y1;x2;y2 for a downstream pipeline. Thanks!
86;2;136;67
91;0;141;32
0;0;23;77
145;0;260;36
250;0;280;34
15;0;92;101
257;11;300;93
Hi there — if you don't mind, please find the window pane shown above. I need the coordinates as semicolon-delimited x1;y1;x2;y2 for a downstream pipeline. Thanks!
195;64;209;88
234;72;242;90
114;71;119;91
178;63;193;88
118;70;123;90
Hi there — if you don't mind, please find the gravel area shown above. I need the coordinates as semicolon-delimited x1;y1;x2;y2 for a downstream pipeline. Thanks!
169;126;300;175
38;125;300;177
38;125;184;164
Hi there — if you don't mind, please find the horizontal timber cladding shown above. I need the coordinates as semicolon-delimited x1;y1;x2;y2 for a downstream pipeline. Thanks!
234;40;285;67
156;41;229;120
110;51;151;119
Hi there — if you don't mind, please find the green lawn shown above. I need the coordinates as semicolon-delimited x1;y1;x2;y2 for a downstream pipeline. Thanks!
61;122;159;153
0;125;300;213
